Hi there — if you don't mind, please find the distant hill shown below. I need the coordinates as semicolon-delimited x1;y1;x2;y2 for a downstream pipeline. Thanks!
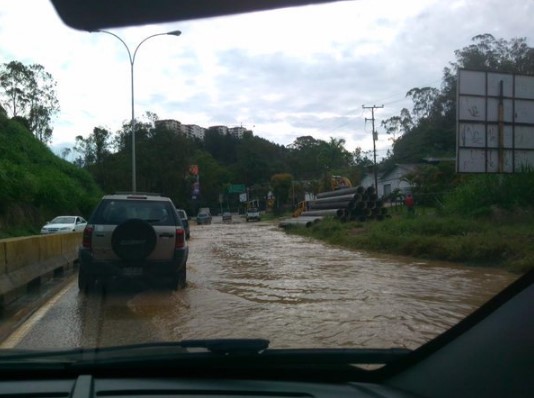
0;113;101;236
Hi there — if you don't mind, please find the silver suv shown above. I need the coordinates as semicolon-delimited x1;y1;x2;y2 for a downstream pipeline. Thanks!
78;193;189;291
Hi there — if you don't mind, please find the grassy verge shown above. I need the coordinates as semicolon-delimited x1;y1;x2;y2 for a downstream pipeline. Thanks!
0;227;40;239
284;209;534;273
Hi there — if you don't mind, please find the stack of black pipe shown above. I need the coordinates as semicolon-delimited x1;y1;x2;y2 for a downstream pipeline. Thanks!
301;186;387;222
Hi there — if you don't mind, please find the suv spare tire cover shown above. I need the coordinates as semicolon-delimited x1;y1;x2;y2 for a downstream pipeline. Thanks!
111;219;157;261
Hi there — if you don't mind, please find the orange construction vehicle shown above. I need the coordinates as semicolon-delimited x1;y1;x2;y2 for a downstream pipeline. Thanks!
292;200;309;217
331;175;352;190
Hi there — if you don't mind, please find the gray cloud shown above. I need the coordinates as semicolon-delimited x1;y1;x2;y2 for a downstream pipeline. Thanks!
34;0;534;152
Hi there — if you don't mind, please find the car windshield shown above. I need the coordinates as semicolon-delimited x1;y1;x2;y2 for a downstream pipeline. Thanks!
0;0;531;365
50;216;75;224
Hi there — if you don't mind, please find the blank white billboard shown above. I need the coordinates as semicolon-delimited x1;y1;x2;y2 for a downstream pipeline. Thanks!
457;69;534;173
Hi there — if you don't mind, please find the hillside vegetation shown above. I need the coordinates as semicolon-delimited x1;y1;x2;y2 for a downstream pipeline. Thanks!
0;113;101;237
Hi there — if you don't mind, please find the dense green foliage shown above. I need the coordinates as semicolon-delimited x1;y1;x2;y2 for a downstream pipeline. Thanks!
0;112;101;236
72;118;360;215
442;172;534;216
0;61;60;144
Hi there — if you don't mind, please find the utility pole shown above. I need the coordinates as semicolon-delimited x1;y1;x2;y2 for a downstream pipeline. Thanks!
363;104;384;193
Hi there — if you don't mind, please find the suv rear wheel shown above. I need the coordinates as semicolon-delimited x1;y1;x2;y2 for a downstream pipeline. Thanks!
168;266;187;290
178;266;187;289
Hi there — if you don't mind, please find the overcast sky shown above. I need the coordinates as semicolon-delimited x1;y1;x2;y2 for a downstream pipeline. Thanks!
1;0;533;160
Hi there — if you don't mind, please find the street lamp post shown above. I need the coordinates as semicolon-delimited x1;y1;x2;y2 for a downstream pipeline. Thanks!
97;30;181;192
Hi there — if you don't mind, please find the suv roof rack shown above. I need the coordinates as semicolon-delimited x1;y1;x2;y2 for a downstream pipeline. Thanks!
113;192;163;196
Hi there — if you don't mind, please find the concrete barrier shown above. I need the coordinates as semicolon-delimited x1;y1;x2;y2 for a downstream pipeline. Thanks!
0;232;82;308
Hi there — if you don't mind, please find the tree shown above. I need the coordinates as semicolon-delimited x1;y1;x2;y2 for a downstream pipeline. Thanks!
233;134;287;186
287;136;322;179
0;61;60;143
401;162;458;206
26;64;60;144
60;147;71;160
405;87;440;121
317;137;352;171
450;34;534;75
73;127;113;167
192;150;231;209
113;118;153;153
135;125;193;198
381;108;413;145
203;128;238;165
0;61;32;117
288;135;319;151
73;127;115;190
353;147;373;167
270;173;293;209
29;106;53;143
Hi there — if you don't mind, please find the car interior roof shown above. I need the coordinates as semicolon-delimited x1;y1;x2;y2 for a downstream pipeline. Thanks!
49;0;345;31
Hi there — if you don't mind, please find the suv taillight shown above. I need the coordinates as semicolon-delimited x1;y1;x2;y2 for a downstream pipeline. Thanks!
82;226;93;249
175;228;185;248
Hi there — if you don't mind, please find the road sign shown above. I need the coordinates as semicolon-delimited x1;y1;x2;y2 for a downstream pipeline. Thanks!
228;184;246;193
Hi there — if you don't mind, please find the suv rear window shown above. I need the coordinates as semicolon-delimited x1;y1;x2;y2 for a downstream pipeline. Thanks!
91;199;178;226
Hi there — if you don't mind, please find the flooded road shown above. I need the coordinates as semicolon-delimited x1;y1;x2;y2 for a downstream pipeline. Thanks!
6;217;517;351
148;219;516;349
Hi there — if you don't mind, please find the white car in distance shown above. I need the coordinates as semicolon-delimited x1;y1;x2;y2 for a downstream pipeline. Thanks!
41;216;87;234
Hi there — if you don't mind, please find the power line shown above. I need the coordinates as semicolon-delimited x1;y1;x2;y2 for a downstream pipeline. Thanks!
369;78;443;108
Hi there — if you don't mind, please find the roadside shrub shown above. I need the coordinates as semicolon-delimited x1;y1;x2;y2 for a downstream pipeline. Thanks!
444;172;534;216
367;216;480;237
308;217;345;240
285;210;534;271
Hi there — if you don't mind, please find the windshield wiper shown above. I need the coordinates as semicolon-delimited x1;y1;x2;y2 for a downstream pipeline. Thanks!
0;339;269;363
0;339;410;368
179;338;270;354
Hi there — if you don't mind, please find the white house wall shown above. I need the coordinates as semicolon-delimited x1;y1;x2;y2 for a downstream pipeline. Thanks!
360;165;419;197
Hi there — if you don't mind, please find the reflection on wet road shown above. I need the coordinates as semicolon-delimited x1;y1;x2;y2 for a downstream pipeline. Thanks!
10;218;517;350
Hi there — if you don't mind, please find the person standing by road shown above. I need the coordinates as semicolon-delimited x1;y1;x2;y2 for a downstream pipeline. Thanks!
404;193;415;215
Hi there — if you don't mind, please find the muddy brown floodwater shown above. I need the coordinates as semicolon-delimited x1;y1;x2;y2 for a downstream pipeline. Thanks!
122;217;517;350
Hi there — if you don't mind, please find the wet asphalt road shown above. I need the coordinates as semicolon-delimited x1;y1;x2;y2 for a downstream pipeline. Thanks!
1;216;516;351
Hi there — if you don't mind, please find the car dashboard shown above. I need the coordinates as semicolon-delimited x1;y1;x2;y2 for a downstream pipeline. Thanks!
0;376;421;398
